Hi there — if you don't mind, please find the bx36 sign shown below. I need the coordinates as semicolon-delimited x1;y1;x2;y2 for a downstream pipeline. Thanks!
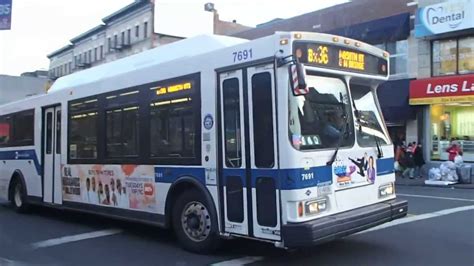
0;0;12;30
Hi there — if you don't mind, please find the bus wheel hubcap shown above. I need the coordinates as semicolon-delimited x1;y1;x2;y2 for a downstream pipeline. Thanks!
14;184;22;207
181;201;211;242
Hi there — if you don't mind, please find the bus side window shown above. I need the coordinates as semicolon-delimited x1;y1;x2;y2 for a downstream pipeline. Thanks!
223;78;242;168
251;72;275;168
69;98;98;160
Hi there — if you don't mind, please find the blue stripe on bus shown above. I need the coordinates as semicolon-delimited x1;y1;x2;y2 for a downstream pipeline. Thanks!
0;149;41;175
154;167;206;185
376;157;395;176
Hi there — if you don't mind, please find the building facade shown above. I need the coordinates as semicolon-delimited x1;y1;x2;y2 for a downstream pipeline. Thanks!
409;0;474;164
0;75;47;105
47;0;250;81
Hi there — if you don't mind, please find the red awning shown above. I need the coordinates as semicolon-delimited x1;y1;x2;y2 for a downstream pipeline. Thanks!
409;74;474;105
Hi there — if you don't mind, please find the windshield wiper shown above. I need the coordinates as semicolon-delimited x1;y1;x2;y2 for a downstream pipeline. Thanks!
357;119;384;159
326;93;349;166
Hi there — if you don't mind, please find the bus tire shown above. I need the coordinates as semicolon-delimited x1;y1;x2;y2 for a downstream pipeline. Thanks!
10;177;29;213
172;189;220;254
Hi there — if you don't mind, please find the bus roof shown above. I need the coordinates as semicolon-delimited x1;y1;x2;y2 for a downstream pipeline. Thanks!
48;34;248;94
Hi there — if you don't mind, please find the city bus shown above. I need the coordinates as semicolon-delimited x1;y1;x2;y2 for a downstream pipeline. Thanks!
0;32;407;253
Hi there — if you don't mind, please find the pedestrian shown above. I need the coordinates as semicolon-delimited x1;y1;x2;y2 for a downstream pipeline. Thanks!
402;143;415;179
446;140;461;162
413;143;425;178
394;139;405;176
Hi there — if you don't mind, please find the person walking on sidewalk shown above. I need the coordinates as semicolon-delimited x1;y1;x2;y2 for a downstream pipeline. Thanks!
413;142;425;178
447;140;461;162
402;143;415;179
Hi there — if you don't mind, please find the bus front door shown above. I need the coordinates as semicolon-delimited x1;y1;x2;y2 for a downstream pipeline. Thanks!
43;106;62;204
219;64;281;241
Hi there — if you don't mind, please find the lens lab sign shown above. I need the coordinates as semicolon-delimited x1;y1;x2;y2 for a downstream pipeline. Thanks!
409;74;474;105
0;0;12;30
415;0;474;37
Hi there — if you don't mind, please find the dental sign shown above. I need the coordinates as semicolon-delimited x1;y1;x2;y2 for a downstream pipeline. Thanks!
409;74;474;105
415;0;474;37
0;0;11;30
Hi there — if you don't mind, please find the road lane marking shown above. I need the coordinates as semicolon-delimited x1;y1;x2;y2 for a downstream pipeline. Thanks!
358;205;474;234
211;256;264;266
397;193;474;202
31;229;122;249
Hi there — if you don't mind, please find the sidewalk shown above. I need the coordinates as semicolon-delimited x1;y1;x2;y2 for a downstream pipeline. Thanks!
395;175;474;189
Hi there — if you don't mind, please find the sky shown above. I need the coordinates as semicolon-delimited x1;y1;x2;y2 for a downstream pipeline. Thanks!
0;0;347;76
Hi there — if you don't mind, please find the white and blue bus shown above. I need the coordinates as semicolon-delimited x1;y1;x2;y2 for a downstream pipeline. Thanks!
0;32;407;253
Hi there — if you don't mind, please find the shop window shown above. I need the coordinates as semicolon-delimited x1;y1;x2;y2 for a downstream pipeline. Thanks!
432;36;474;76
430;103;474;162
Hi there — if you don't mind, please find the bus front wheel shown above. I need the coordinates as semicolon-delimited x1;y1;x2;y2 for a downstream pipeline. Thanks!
10;178;29;213
172;189;220;253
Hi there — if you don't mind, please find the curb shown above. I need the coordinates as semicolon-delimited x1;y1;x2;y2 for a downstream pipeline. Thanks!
395;182;474;189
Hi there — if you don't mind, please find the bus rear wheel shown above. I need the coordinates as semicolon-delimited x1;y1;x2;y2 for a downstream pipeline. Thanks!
172;189;220;253
10;178;29;213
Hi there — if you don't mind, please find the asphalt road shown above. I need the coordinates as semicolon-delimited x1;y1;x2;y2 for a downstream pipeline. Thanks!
0;186;473;266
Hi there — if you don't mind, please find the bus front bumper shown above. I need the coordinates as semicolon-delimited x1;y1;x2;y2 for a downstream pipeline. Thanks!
281;199;407;248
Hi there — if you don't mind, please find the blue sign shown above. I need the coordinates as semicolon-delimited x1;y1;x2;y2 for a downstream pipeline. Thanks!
415;0;474;37
0;0;12;30
203;114;214;130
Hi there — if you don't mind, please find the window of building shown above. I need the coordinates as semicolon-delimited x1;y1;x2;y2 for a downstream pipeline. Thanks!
144;22;148;38
127;29;131;44
458;36;474;74
100;45;104;59
0;110;34;147
375;40;408;77
88;50;92;64
135;25;140;39
121;31;125;46
429;103;474;162
69;98;98;160
432;36;474;76
94;47;98;62
114;34;118;48
68;62;72;73
78;54;82;64
108;37;112;52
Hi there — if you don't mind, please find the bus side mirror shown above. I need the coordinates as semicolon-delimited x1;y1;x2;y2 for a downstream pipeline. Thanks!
289;63;308;95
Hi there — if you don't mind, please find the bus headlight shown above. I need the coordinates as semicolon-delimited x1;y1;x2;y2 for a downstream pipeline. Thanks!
379;183;394;198
304;199;327;216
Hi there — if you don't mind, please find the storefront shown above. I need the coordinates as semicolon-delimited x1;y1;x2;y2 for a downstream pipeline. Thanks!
412;0;474;165
409;75;474;163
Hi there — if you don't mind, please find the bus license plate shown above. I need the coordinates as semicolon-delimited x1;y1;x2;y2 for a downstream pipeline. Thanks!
317;185;332;196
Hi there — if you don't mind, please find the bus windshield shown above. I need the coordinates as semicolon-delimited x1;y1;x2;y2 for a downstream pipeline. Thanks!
350;82;391;146
289;75;354;150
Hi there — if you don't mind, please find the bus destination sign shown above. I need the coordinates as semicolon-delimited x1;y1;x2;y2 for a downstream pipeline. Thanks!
293;42;388;76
